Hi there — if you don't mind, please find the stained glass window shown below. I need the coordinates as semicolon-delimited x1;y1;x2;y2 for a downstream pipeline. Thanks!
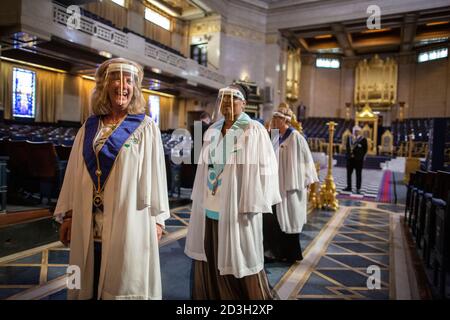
12;68;36;118
149;95;160;126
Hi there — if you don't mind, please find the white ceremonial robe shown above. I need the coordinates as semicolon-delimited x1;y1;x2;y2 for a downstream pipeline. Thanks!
185;117;282;278
276;130;319;234
54;115;170;300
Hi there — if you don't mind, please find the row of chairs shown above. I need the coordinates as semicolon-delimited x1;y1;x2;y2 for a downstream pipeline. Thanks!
0;136;193;204
391;118;433;144
0;123;77;146
405;170;450;298
302;118;354;143
391;118;450;144
0;158;7;212
0;140;69;203
303;117;450;145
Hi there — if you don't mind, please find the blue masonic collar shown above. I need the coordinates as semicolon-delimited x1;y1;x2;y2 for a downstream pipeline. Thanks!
83;113;145;190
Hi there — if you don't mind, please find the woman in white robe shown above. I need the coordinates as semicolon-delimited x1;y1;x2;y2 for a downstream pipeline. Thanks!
185;84;281;299
55;58;170;300
263;103;319;262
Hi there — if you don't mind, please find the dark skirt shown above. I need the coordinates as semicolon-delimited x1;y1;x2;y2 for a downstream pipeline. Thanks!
263;206;303;262
192;217;273;300
92;241;102;300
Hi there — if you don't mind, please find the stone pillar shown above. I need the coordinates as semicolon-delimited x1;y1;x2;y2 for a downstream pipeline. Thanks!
397;53;416;118
299;54;316;117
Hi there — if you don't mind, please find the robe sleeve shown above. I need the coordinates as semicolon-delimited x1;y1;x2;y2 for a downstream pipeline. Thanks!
299;133;319;188
238;123;281;214
53;126;84;224
137;119;170;227
258;125;282;208
285;132;319;192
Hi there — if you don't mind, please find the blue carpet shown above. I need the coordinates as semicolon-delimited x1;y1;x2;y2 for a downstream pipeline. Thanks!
47;266;67;281
40;289;67;300
0;266;41;285
11;253;42;264
0;288;27;299
298;207;392;300
160;238;192;300
48;250;69;264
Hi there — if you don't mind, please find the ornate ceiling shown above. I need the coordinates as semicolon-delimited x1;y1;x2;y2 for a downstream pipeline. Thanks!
281;7;450;56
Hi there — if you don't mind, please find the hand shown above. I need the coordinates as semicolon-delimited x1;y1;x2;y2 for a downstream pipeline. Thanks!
59;219;72;246
156;223;163;242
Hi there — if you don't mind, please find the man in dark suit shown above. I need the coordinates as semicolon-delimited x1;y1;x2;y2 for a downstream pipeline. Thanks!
343;125;368;194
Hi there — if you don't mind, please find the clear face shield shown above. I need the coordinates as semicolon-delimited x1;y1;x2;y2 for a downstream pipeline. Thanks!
271;111;291;127
103;63;140;106
212;87;246;122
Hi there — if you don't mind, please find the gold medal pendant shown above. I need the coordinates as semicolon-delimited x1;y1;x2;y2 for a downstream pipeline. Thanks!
93;168;103;207
93;193;103;208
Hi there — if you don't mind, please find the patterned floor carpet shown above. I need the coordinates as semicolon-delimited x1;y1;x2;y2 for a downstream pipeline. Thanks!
318;167;395;203
296;207;391;300
0;199;414;300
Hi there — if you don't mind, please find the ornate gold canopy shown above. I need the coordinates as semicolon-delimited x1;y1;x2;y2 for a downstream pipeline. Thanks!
354;54;398;109
355;104;378;155
286;48;301;101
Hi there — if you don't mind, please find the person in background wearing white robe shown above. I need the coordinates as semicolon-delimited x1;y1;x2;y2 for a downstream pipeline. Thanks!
185;83;281;299
263;103;319;262
55;58;170;300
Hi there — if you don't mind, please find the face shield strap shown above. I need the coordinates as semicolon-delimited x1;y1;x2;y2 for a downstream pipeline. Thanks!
106;63;139;76
218;87;245;102
273;111;291;121
120;64;123;106
218;90;224;116
231;91;234;122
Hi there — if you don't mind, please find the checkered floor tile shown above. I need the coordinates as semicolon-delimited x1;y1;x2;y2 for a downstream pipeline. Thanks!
318;167;384;199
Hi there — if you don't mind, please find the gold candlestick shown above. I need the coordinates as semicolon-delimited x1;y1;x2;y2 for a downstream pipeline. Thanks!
309;162;321;209
320;121;339;211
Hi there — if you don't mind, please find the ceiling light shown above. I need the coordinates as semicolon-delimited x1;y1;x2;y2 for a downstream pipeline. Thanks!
82;75;95;81
361;28;391;34
0;57;66;73
99;51;112;58
142;88;174;98
426;21;449;26
315;34;333;39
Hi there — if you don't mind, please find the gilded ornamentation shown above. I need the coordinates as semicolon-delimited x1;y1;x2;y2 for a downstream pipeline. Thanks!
354;54;398;108
320;121;339;211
